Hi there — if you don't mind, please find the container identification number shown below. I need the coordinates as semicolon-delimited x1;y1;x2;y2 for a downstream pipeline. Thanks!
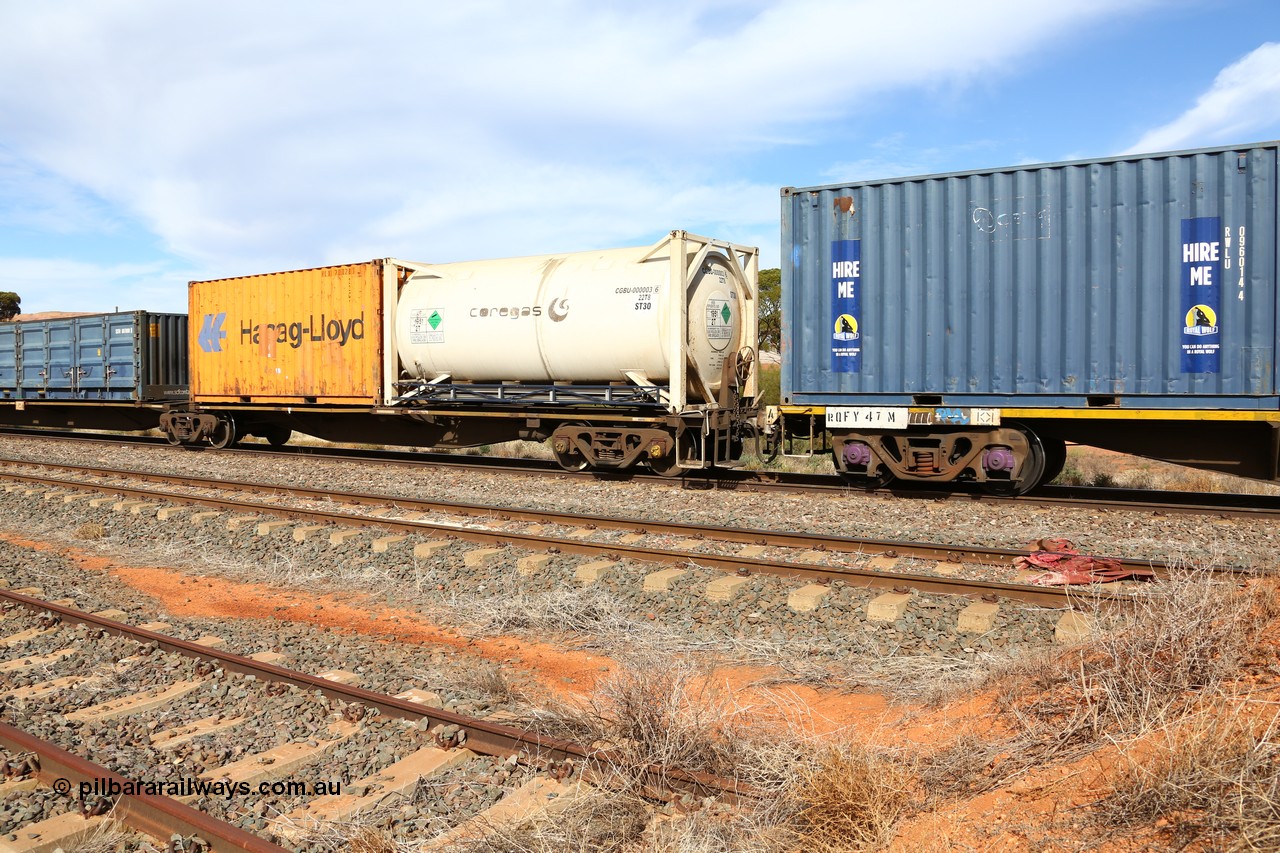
825;407;908;429
617;285;657;311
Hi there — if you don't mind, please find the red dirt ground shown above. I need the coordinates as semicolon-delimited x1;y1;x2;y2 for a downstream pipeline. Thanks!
6;529;1276;850
1;532;891;733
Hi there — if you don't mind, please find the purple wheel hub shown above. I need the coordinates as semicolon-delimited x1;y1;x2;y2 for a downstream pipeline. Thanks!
842;441;872;467
982;446;1016;473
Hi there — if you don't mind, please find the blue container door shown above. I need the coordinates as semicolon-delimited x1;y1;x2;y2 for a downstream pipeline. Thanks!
73;317;105;397
103;314;140;397
0;326;15;391
19;325;48;391
45;323;75;396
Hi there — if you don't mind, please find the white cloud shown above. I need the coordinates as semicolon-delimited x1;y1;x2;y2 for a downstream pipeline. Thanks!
0;258;198;314
1127;42;1280;153
0;0;1151;292
821;135;1015;184
0;150;122;235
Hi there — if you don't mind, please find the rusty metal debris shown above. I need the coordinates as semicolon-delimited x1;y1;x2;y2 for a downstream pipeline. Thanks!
3;752;38;779
1017;538;1156;586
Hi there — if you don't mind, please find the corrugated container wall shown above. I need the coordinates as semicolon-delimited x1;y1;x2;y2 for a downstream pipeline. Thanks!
0;311;187;401
782;142;1279;408
189;263;383;404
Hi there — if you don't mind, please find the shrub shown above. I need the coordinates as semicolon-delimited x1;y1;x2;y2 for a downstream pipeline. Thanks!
1099;711;1280;849
999;570;1269;753
790;745;914;851
75;522;106;540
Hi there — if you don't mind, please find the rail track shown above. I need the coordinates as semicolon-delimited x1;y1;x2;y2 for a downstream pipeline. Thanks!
0;716;280;852
0;586;749;851
3;427;1279;520
0;435;1266;847
0;459;1244;613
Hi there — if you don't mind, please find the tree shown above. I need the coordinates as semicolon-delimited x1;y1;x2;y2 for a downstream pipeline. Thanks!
0;292;19;321
757;268;780;353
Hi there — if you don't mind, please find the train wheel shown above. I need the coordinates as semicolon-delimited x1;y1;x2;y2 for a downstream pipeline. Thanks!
980;426;1045;496
208;417;238;450
1040;437;1068;485
164;428;183;447
833;439;894;489
262;426;292;447
550;425;591;472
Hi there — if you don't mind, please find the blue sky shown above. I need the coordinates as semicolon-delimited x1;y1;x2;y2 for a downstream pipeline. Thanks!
1;0;1278;314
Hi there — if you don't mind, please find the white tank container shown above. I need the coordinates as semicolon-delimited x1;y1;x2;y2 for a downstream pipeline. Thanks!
394;234;751;404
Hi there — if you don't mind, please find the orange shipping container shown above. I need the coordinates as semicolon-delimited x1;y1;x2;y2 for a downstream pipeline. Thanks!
189;262;387;404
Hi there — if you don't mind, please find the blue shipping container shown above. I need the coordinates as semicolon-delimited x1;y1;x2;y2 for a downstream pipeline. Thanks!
0;311;188;401
782;142;1279;409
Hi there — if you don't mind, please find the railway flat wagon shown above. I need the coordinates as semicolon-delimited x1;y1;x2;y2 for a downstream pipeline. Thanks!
778;142;1279;492
0;311;188;431
163;232;760;473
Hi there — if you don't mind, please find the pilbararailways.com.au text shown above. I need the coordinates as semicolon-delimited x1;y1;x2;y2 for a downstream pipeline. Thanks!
61;777;341;800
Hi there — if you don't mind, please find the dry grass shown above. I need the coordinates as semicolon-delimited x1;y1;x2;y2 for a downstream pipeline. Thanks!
560;654;749;781
439;586;699;654
882;575;1280;852
61;819;158;852
457;661;520;706
450;440;557;461
646;809;789;853
272;816;404;852
914;732;1008;800
994;570;1269;757
347;827;400;853
1097;710;1280;850
1054;447;1280;494
729;632;1031;707
446;789;652;853
514;651;922;851
739;448;836;475
443;587;630;638
789;745;915;851
75;521;106;540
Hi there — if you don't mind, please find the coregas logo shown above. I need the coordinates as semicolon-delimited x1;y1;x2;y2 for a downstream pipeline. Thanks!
470;305;542;319
468;297;571;321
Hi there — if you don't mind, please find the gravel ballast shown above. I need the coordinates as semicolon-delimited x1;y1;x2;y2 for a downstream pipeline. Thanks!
0;436;1270;568
0;435;1265;677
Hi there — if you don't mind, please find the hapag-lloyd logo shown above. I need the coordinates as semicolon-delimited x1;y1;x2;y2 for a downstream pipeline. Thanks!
240;313;365;348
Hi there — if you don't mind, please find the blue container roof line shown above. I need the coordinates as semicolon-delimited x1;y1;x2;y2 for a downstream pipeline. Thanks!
782;140;1279;195
782;142;1279;409
0;311;189;402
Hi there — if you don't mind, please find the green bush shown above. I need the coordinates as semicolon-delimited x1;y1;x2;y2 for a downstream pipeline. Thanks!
756;365;780;406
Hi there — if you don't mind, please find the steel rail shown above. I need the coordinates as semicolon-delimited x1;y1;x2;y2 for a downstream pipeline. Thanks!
3;427;1280;518
0;589;754;805
0;468;1138;607
0;720;286;852
0;459;1164;571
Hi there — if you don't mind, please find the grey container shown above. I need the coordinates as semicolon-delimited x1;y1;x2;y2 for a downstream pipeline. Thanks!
0;311;188;401
781;142;1278;409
